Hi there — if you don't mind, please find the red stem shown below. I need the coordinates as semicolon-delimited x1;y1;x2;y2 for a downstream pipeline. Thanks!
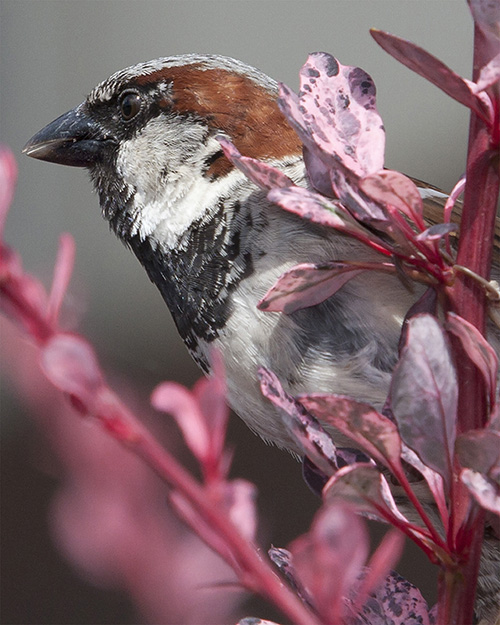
443;18;500;625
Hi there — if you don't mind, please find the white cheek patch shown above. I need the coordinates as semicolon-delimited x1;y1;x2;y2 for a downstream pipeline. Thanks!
115;123;245;247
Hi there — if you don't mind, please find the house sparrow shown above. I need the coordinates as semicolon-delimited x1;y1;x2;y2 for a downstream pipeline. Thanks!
22;54;500;622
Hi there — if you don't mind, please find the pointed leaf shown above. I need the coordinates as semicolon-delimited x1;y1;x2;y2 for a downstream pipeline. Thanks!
217;137;294;190
415;222;458;242
390;315;457;490
461;469;500;516
299;394;404;474
324;464;410;527
473;51;500;92
258;262;366;313
258;367;338;475
46;233;75;325
360;170;424;229
151;382;210;462
268;547;314;607
468;0;500;41
370;29;492;123
446;312;498;407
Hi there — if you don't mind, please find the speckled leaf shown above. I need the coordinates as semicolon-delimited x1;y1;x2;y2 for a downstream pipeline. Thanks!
354;571;430;625
370;29;492;123
390;315;457;491
285;52;385;177
258;262;365;314
268;547;314;608
258;367;338;476
298;394;404;475
267;185;352;229
446;312;498;407
217;136;294;190
461;469;500;516
359;170;424;228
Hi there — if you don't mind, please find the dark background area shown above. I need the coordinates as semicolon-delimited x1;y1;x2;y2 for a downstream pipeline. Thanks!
1;1;472;623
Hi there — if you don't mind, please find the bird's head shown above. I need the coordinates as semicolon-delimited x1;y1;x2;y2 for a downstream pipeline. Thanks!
23;55;302;243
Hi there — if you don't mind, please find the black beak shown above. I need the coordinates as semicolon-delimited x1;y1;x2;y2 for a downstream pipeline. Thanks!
23;104;109;168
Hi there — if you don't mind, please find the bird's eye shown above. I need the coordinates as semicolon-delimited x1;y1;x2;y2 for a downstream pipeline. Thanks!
119;91;143;121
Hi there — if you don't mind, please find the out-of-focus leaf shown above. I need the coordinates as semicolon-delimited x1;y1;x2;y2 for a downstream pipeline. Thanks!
258;262;367;314
354;571;430;625
352;530;405;620
446;312;498;407
390;315;457;490
238;618;282;625
221;479;258;542
370;29;492;124
217;137;294;190
152;381;210;463
456;430;500;475
258;367;338;476
46;234;75;325
290;504;369;624
461;469;500;516
299;394;404;474
41;333;104;407
0;146;18;237
268;547;314;608
360;170;424;229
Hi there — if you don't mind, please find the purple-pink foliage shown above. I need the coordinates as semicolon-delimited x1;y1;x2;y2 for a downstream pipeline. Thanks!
1;2;499;624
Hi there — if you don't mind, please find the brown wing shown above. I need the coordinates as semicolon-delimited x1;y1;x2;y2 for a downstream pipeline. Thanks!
411;176;500;268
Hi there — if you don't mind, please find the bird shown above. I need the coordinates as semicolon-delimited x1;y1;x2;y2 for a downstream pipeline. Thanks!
22;53;499;450
22;54;500;623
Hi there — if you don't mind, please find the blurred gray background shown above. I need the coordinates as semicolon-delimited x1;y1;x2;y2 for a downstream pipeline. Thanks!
1;1;472;623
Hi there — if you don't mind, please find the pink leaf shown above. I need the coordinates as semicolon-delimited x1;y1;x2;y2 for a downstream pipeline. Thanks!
40;333;104;411
151;381;210;463
446;312;498;407
356;571;430;625
414;222;458;242
258;262;366;314
0;146;17;237
390;315;457;490
290;504;369;624
258;367;338;476
268;185;352;229
473;51;500;92
323;464;411;527
461;469;500;516
359;170;424;229
298;394;404;474
217;137;294;190
468;0;500;41
283;53;385;177
46;233;75;325
370;29;492;124
353;529;405;619
221;479;257;543
401;445;449;531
